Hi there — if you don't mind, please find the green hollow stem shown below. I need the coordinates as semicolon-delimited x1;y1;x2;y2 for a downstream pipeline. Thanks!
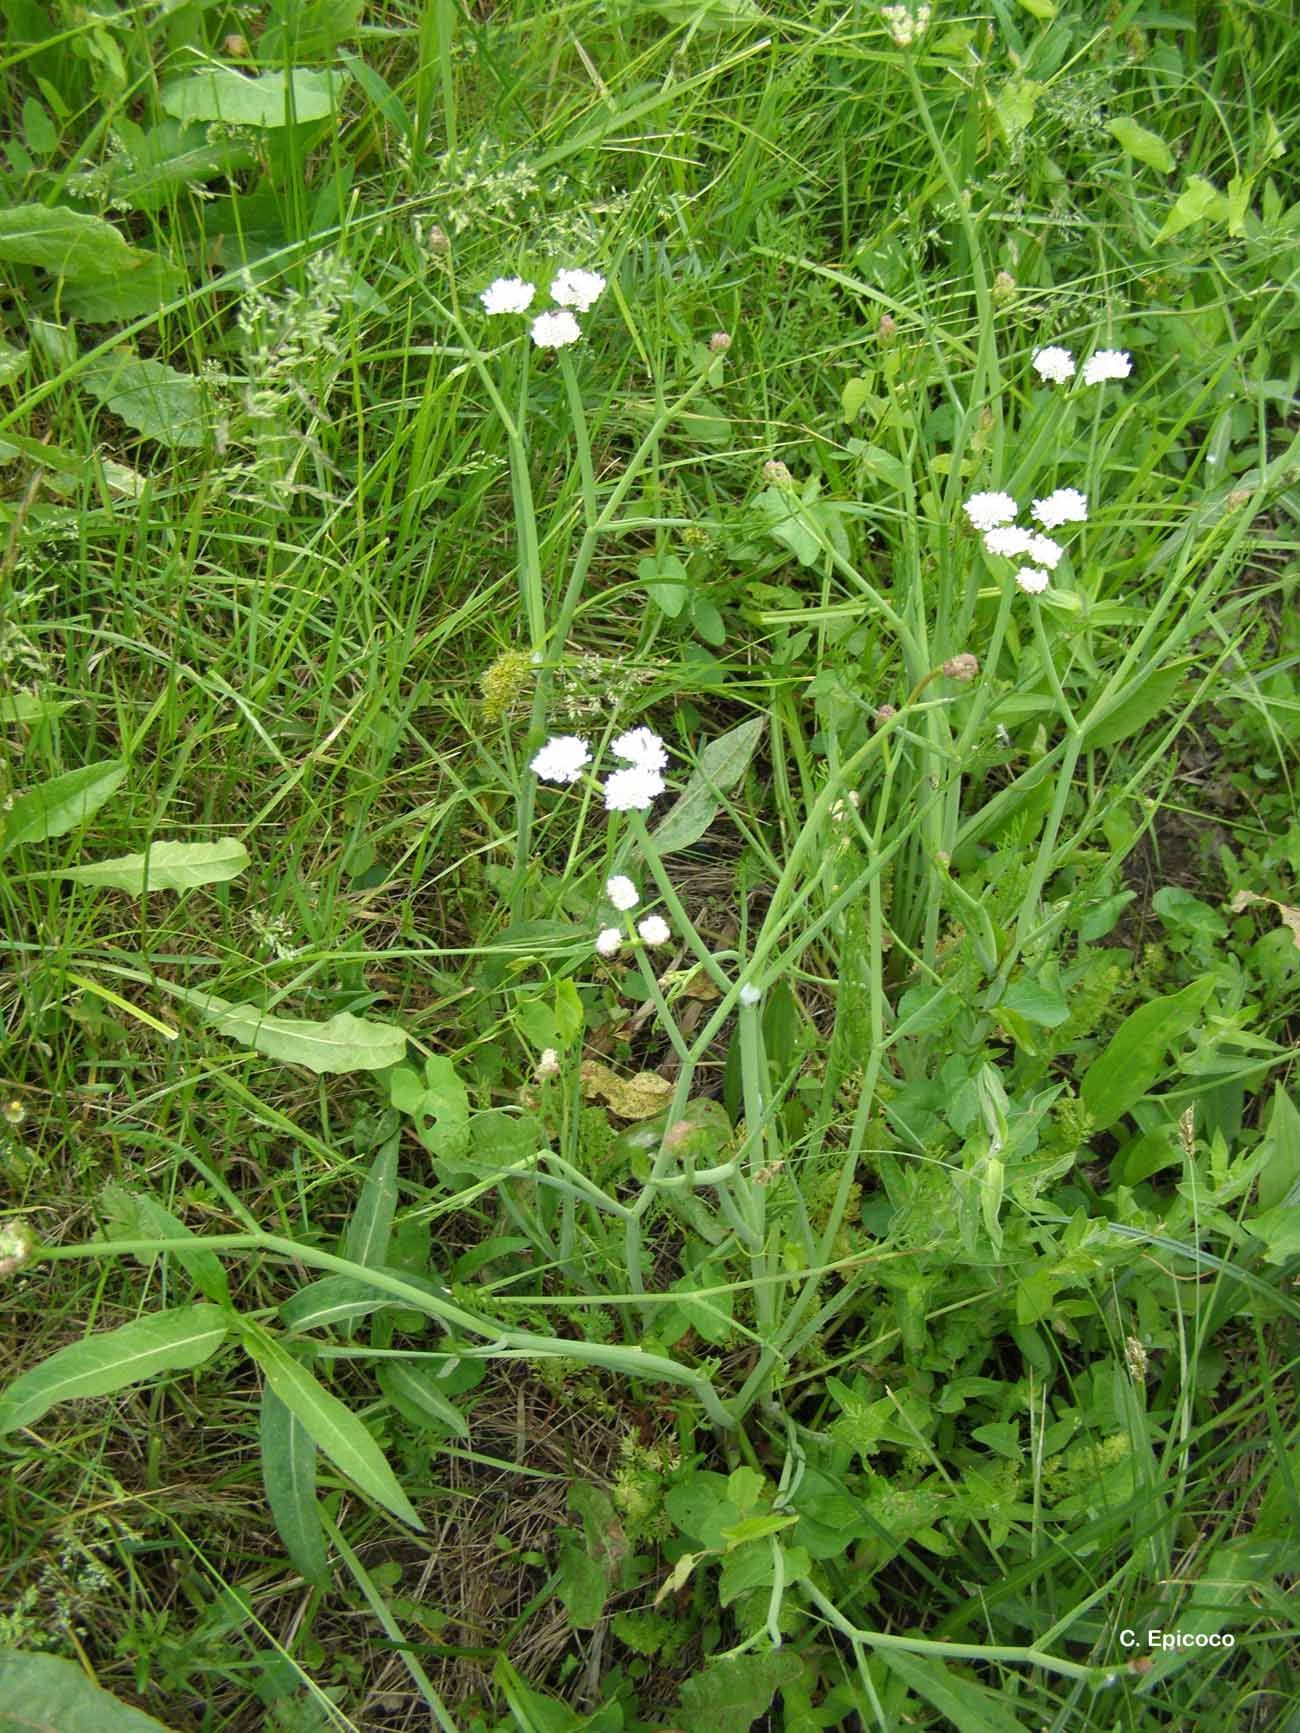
36;1234;737;1429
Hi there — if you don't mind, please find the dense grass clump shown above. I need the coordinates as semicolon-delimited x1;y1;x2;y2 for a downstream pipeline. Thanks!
1;3;1298;1729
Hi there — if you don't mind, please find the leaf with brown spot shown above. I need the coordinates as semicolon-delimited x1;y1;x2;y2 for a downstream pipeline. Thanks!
580;1060;673;1120
1227;889;1300;950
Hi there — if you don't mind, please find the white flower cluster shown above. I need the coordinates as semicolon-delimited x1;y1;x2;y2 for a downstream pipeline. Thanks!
881;2;931;46
529;725;668;812
964;487;1089;593
1031;346;1133;388
479;266;607;349
594;876;671;959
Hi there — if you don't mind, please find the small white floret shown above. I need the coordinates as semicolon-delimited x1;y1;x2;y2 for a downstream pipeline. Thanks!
612;727;668;772
1082;349;1132;385
1025;532;1064;570
480;276;536;316
605;874;639;911
964;491;1019;532
983;526;1035;558
603;766;665;812
530;735;591;784
550;268;607;313
531;309;582;349
637;915;671;947
1014;566;1051;595
738;983;762;1007
1031;487;1088;530
1032;346;1075;384
596;927;622;958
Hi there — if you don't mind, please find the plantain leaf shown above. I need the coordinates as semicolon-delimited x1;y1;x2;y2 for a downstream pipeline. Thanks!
0;1651;175;1730
161;68;346;129
260;1385;329;1590
0;760;126;857
81;354;208;449
0;205;147;278
171;988;406;1074
1080;976;1217;1132
0;1305;229;1437
652;718;765;855
245;1329;423;1530
45;838;249;893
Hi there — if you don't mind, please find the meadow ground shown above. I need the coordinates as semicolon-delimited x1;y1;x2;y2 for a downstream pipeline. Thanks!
1;2;1299;1729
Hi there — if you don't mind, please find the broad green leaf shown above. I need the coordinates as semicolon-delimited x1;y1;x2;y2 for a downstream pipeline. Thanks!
0;1651;174;1731
22;97;58;157
1154;175;1225;244
0;1305;228;1437
993;78;1042;146
260;0;359;59
1152;885;1227;939
344;1133;400;1270
81;354;208;449
1083;663;1186;749
677;1652;804;1733
378;1362;469;1437
642;0;763;27
0;693;68;725
161;68;346;129
0;760;125;856
1001;974;1069;1027
1080;976;1217;1132
0;205;147;278
840;376;871;421
100;1185;230;1304
1109;116;1175;174
62;255;190;323
555;1529;608;1628
879;1649;1028;1733
174;989;406;1074
48;838;249;893
245;1330;423;1530
638;551;690;619
1257;1086;1300;1213
0;340;28;387
652;717;766;855
1016;0;1056;16
391;1056;470;1160
260;1385;329;1590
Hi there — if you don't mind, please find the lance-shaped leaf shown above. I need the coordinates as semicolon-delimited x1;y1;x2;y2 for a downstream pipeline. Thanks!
0;1305;229;1437
0;760;125;856
652;718;765;855
0;1651;174;1730
171;988;406;1074
40;838;249;893
261;1385;329;1590
245;1330;423;1531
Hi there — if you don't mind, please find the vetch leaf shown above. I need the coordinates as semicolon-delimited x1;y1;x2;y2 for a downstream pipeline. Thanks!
81;354;208;449
46;838;249;893
0;760;126;856
0;1305;228;1437
0;204;148;278
1080;976;1217;1131
161;68;346;129
244;1329;423;1530
652;717;765;855
174;989;406;1074
261;1384;329;1590
0;1651;174;1731
1109;116;1175;174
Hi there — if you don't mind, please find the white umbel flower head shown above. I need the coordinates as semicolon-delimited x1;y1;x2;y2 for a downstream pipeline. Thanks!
1031;487;1088;530
530;734;591;783
1025;532;1064;570
531;309;582;349
964;491;1019;532
536;1047;560;1079
612;726;668;772
638;914;671;947
604;766;665;812
1082;349;1132;385
738;982;762;1007
1014;566;1051;595
1032;346;1076;384
480;276;536;315
550;268;606;313
605;874;639;911
596;927;622;958
983;525;1035;558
